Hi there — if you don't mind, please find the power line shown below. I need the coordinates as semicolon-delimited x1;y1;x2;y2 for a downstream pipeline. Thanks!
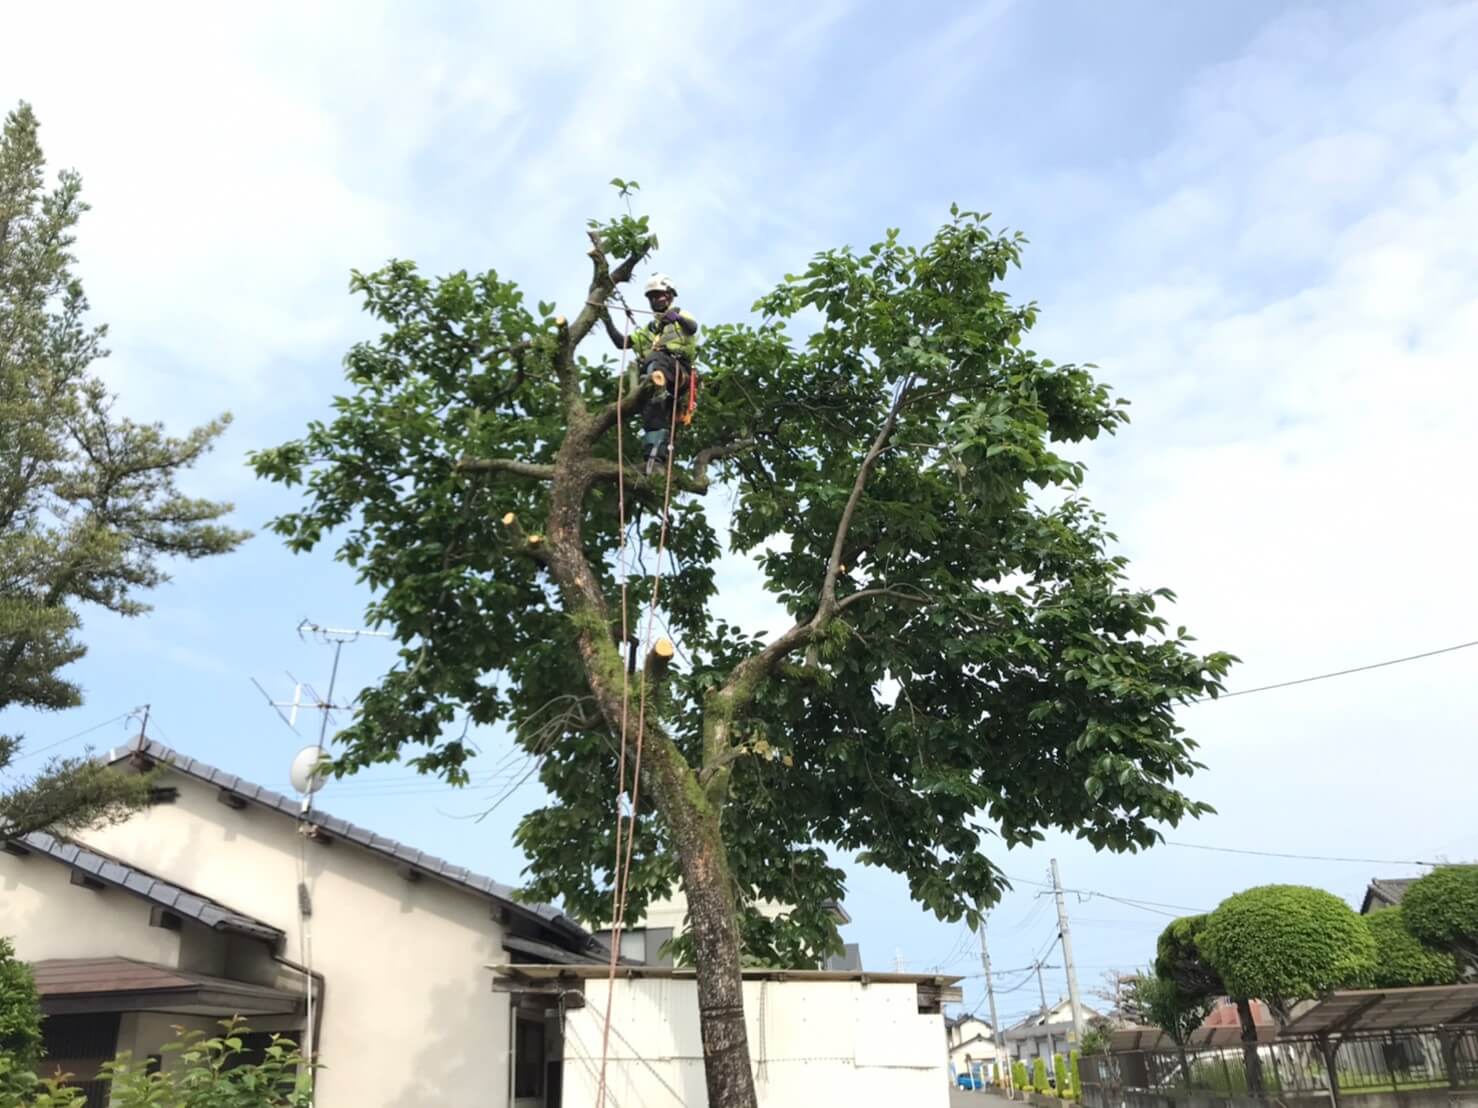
7;711;134;766
1193;637;1478;702
1163;841;1440;867
1006;874;1209;916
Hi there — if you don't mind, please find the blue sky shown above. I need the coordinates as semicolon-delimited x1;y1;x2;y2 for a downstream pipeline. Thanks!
5;0;1477;1027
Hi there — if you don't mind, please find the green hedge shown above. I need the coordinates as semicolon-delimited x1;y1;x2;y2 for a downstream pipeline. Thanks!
1365;906;1459;986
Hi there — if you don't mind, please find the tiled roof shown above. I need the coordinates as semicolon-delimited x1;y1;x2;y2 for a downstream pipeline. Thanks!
109;735;593;949
16;831;283;944
1361;877;1419;914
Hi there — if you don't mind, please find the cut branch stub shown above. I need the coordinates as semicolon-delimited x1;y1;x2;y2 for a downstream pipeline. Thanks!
646;637;675;680
501;512;545;559
650;370;667;388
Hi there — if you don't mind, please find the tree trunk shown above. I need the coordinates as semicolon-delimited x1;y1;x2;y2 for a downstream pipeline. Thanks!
1317;1034;1342;1108
668;796;757;1108
545;454;760;1108
1235;997;1265;1097
1176;1046;1192;1089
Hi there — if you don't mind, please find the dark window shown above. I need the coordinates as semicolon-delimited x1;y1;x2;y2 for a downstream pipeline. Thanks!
515;1017;545;1099
40;1014;120;1108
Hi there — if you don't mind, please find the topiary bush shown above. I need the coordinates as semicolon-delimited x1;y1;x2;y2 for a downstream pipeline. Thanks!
1200;885;1376;1010
1155;915;1225;998
1013;1059;1030;1091
1364;906;1460;987
1033;1056;1049;1093
1402;866;1478;961
1069;1050;1081;1101
1054;1053;1069;1096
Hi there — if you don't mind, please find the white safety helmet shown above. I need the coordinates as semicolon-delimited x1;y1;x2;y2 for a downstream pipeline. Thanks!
644;273;678;298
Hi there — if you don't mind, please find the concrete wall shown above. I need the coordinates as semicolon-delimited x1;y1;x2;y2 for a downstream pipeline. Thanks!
0;847;190;967
77;772;515;1108
564;977;951;1108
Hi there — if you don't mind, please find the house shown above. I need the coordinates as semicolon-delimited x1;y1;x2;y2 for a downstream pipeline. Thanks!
1;733;960;1107
0;735;604;1107
1002;997;1102;1063
945;1012;998;1083
1360;876;1419;914
493;963;963;1106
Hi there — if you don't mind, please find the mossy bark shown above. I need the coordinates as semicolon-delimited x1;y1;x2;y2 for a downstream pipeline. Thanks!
545;431;759;1108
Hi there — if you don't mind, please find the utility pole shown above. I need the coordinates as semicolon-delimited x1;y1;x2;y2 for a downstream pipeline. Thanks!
1035;958;1057;1060
978;917;1009;1092
1050;858;1086;1045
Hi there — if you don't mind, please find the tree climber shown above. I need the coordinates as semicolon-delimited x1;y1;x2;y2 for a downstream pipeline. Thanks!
617;274;699;475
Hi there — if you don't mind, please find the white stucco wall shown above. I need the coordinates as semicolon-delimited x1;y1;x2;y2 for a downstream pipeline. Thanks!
78;772;517;1108
0;849;186;967
563;977;950;1108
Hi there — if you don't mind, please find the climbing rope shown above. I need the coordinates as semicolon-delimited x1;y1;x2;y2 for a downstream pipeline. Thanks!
596;306;637;1108
594;299;686;1108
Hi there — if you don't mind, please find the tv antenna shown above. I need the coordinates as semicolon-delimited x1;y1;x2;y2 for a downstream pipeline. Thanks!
249;619;389;745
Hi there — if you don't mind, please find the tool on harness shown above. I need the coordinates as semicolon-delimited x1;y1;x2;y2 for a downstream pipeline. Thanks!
633;276;700;474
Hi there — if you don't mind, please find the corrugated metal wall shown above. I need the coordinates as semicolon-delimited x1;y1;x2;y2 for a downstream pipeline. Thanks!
563;978;949;1107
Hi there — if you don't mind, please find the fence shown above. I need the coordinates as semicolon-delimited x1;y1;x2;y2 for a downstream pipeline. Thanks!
1079;1027;1478;1108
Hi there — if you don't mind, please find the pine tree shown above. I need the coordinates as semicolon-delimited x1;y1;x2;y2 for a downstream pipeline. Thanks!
0;102;247;838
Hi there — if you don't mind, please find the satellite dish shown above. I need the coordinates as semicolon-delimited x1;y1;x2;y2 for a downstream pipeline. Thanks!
289;746;330;796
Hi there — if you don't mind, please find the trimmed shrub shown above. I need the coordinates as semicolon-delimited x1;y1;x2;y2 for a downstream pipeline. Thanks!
1402;866;1478;951
1365;906;1460;987
1070;1049;1082;1101
1201;885;1376;1008
1033;1056;1049;1093
1013;1059;1030;1090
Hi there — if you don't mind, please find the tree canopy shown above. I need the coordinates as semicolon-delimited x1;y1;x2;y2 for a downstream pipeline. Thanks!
254;197;1232;961
1133;971;1216;1047
1154;914;1225;998
255;192;1232;1107
1363;906;1460;988
1401;866;1478;968
1198;885;1376;1012
0;102;244;838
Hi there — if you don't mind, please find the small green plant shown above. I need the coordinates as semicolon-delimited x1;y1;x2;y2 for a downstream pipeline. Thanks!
1069;1049;1081;1101
1012;1059;1030;1091
1054;1053;1069;1096
102;1018;313;1107
1033;1056;1049;1093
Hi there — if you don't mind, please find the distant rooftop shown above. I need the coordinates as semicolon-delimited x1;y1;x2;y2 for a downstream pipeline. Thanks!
1360;877;1419;914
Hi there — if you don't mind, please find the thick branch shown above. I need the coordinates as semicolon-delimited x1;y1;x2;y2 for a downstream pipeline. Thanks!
587;374;658;443
602;308;632;351
704;385;915;764
835;585;933;612
692;438;756;483
455;457;555;480
559;233;650;425
587;459;708;496
821;377;913;613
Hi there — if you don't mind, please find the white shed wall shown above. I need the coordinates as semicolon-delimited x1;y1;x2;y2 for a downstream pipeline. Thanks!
563;978;949;1108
